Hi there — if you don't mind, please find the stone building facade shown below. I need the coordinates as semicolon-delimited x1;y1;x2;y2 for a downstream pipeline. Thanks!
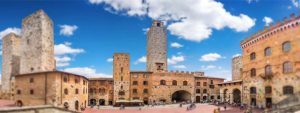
110;20;225;106
241;14;300;108
88;78;113;106
218;56;243;104
14;71;89;111
20;9;55;74
0;10;88;112
1;33;21;98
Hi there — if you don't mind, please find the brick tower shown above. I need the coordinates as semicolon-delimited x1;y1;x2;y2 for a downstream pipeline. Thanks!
20;10;55;74
1;33;21;94
113;53;131;104
146;20;167;72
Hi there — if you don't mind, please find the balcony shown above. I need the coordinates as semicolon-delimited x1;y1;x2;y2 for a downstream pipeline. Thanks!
260;73;274;80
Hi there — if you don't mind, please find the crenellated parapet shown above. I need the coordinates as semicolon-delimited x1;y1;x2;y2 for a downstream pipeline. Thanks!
241;13;300;49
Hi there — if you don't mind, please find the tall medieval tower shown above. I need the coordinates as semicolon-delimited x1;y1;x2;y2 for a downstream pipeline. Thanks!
113;53;131;103
232;56;242;80
20;10;55;74
146;20;167;72
1;33;21;93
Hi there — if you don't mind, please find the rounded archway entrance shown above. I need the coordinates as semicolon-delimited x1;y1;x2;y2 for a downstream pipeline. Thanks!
99;99;105;105
89;99;96;106
232;89;241;104
171;90;191;103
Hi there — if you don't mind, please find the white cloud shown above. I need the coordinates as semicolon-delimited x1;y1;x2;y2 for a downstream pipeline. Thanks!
90;0;255;42
142;28;149;34
134;56;147;64
59;25;78;36
200;65;222;70
168;55;184;65
232;54;241;58
291;0;299;8
55;56;72;67
263;17;273;26
0;27;21;39
170;42;183;48
54;42;84;67
89;0;147;16
107;58;113;62
54;42;84;55
199;53;223;62
173;65;186;69
246;0;258;3
64;67;112;78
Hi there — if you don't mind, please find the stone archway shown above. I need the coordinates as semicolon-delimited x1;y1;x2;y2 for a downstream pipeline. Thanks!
232;89;241;104
99;99;105;105
90;99;96;106
196;96;201;103
171;90;191;102
75;100;79;111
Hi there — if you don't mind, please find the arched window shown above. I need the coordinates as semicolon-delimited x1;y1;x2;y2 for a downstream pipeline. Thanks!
203;89;207;93
250;52;256;60
75;88;79;94
160;80;166;85
143;89;148;94
63;76;68;82
132;89;138;94
283;61;293;73
89;88;93;93
64;88;68;95
265;65;272;76
172;80;177;86
265;86;272;94
282;41;291;52
283;86;294;95
183;81;188;86
118;91;125;95
250;87;256;94
196;89;200;93
265;47;272;56
250;68;256;77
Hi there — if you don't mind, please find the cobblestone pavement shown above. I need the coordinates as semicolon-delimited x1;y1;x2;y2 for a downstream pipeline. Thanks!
82;103;263;113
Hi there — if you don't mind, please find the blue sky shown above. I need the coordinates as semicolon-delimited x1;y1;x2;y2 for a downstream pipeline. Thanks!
0;0;299;80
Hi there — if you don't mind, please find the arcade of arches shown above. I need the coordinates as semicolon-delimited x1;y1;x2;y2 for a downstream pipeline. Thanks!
171;90;192;102
219;81;242;104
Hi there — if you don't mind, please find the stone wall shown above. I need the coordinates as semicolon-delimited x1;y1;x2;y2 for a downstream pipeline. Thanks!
1;33;21;98
232;56;242;81
241;15;300;108
20;10;55;74
113;53;131;104
147;20;167;72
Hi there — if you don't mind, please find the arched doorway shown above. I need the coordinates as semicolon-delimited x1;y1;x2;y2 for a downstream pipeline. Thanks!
89;99;96;106
232;89;241;104
75;100;79;111
99;99;105;105
196;96;201;103
203;96;207;101
16;100;23;107
171;90;191;102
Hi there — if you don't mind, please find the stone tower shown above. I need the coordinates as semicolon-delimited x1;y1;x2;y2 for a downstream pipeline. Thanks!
113;53;131;104
1;33;21;93
232;56;242;80
147;20;167;72
20;10;55;74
